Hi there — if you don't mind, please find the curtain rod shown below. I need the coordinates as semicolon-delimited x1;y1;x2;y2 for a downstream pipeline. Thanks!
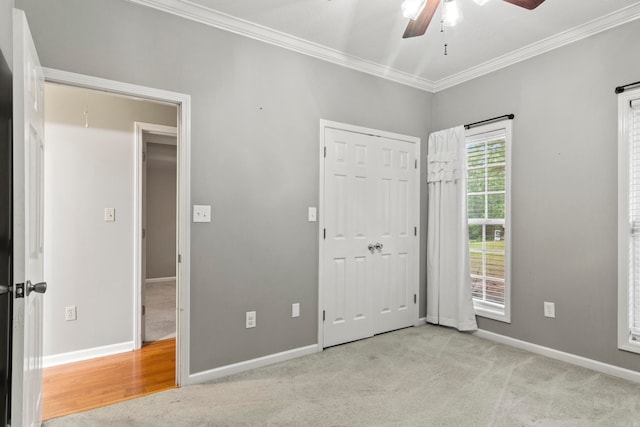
615;81;640;94
464;114;514;130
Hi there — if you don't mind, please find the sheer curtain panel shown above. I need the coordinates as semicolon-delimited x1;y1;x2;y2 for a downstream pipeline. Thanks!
426;126;478;331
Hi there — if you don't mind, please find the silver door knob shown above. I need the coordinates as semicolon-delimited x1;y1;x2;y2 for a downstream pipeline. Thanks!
26;280;47;296
368;244;375;253
374;243;383;252
0;285;9;295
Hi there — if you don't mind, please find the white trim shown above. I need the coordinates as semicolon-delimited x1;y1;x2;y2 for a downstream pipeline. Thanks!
435;3;640;92
125;0;434;92
317;120;421;350
617;86;640;355
134;122;178;350
43;67;192;387
473;329;640;384
415;317;427;326
187;344;320;385
145;276;177;285
124;0;640;93
43;341;134;368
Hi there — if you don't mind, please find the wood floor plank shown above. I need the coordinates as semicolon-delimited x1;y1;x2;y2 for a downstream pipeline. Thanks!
42;339;176;421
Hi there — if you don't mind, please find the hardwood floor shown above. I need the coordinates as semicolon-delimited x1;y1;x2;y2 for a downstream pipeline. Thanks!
42;338;176;421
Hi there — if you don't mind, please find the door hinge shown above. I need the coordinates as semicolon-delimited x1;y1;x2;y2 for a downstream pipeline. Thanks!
142;228;146;238
414;226;417;236
178;254;182;263
15;283;24;299
414;294;417;304
323;228;326;239
142;305;146;316
324;146;326;158
415;159;417;169
143;151;146;162
323;310;325;321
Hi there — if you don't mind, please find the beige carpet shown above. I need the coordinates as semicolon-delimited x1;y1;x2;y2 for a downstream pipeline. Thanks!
144;281;176;342
44;324;640;426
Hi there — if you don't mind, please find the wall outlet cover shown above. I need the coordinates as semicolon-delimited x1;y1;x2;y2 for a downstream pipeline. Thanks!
246;311;256;328
65;305;77;321
292;303;300;318
544;302;555;318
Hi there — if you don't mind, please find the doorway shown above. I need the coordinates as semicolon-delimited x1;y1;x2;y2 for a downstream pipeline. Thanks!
318;121;421;349
40;78;188;419
139;127;178;346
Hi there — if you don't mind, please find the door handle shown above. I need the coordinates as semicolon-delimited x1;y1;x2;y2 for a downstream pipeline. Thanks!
26;280;47;296
374;243;383;252
0;285;9;295
368;244;375;254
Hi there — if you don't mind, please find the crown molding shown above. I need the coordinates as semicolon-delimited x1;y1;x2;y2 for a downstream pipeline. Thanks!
125;0;436;92
125;0;640;94
433;2;640;92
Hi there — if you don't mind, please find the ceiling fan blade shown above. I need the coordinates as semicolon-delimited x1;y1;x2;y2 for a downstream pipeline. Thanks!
403;0;440;39
502;0;545;10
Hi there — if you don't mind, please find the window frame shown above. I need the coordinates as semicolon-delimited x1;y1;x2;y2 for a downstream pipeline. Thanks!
465;121;512;323
618;87;640;354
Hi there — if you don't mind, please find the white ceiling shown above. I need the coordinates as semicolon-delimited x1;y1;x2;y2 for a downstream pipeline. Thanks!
132;0;640;91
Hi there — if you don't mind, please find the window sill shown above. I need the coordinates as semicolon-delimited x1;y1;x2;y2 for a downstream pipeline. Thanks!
474;302;510;323
619;340;640;355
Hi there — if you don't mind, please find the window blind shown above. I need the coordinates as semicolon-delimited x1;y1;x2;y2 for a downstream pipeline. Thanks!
466;131;507;308
630;98;640;340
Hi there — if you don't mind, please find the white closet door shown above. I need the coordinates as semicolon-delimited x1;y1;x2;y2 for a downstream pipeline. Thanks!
323;128;377;347
373;138;416;334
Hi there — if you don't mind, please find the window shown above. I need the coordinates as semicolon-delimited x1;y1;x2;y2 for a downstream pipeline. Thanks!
618;87;640;354
466;121;512;323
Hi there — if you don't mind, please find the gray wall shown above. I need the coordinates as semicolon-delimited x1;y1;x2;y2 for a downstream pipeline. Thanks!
433;20;640;372
16;0;432;373
1;1;13;71
146;141;177;279
43;84;176;357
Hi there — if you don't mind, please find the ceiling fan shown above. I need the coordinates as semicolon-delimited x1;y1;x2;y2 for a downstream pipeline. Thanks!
402;0;546;39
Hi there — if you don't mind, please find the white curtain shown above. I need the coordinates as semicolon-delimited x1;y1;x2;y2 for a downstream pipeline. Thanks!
426;126;477;331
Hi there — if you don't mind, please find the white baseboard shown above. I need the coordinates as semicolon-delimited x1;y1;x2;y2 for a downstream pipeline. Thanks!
187;344;319;385
43;341;134;368
473;329;640;384
145;276;176;285
415;317;427;326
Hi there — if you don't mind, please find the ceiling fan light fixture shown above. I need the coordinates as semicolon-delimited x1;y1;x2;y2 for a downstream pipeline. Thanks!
472;0;491;5
401;0;427;20
442;0;464;27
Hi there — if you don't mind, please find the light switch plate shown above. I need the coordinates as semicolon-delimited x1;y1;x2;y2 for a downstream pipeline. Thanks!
292;303;300;318
308;207;317;222
193;205;211;223
104;208;115;222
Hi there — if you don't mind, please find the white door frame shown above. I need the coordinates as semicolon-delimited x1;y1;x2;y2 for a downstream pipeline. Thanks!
42;68;192;386
317;120;421;350
134;122;178;350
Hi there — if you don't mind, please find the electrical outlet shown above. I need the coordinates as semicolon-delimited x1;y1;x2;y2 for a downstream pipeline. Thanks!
544;302;555;318
292;303;300;318
246;311;256;328
65;305;77;321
